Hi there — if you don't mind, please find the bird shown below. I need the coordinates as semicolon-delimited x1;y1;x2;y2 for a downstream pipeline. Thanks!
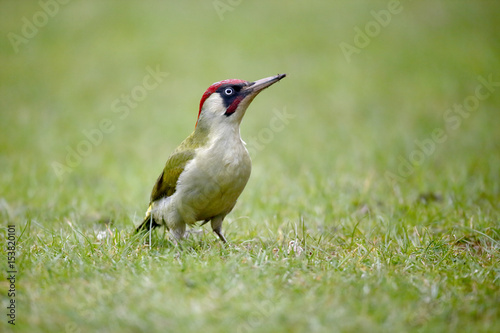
135;73;286;242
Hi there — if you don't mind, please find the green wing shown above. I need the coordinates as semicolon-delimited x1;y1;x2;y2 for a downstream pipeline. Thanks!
150;149;195;203
149;129;208;203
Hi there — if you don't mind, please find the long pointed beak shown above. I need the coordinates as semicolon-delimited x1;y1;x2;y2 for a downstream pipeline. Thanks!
243;73;286;95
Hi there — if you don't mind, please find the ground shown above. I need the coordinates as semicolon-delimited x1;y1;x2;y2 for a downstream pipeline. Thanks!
0;1;499;332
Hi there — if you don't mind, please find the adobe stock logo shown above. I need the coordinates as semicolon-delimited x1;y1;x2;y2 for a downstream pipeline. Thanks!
7;0;72;54
385;74;499;185
339;0;408;63
213;0;244;21
51;66;169;181
245;107;295;157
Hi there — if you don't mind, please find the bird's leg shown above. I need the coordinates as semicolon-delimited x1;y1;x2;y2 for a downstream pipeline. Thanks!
214;228;227;243
210;215;227;243
171;223;186;241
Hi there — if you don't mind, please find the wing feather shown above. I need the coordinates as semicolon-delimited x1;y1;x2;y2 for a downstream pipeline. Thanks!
148;129;209;203
149;149;195;202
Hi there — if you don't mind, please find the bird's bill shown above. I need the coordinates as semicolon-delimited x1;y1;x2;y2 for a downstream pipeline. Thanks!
243;73;286;95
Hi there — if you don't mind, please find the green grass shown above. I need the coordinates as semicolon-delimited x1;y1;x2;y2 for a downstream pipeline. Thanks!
1;1;499;332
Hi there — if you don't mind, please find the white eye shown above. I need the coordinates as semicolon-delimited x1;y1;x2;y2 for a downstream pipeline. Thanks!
224;87;234;95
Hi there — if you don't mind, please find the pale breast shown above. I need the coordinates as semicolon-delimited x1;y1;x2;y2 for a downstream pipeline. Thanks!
174;138;252;222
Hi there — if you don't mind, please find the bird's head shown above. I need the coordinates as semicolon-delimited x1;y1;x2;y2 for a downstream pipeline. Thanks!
195;74;286;130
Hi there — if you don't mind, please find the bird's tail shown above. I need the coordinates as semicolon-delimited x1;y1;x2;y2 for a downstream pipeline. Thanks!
135;206;161;233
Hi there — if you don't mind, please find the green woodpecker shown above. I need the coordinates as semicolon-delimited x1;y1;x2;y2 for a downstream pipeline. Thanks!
136;74;286;242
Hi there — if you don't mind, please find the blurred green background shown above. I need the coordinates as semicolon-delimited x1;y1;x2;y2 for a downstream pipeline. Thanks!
1;0;499;222
1;0;499;331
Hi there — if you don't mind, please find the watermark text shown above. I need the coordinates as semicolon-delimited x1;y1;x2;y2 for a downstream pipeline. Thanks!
6;225;16;325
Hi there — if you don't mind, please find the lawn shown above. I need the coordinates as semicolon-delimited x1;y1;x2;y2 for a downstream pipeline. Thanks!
1;1;499;332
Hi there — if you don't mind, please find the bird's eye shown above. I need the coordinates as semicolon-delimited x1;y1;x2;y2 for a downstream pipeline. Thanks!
224;88;234;95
